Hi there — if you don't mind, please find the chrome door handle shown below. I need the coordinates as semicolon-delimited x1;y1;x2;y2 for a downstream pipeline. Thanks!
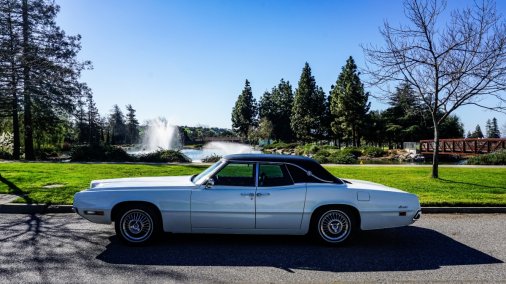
240;193;255;197
256;193;270;197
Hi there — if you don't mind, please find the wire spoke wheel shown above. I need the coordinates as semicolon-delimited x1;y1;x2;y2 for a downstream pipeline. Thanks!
119;209;154;243
317;209;352;243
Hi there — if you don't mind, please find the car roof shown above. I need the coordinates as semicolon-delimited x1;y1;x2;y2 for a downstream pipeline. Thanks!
223;153;314;163
223;153;342;184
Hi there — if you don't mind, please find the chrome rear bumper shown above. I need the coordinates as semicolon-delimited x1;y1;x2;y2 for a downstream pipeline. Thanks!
413;210;422;221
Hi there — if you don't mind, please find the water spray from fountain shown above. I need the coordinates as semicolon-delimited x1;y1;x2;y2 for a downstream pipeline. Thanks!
131;117;259;161
140;117;182;152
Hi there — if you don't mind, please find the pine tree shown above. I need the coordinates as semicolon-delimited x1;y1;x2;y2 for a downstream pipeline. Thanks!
0;0;22;159
0;0;90;159
86;94;101;145
75;99;87;143
231;79;257;138
486;119;492;138
258;79;294;142
490;117;501;138
291;63;327;142
329;57;371;147
125;104;140;144
470;125;484;138
109;105;127;145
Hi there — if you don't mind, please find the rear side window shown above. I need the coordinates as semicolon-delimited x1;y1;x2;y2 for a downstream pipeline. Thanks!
286;164;319;183
258;164;293;187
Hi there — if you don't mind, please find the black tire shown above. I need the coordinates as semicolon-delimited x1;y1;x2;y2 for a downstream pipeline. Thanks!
114;204;161;246
313;208;356;245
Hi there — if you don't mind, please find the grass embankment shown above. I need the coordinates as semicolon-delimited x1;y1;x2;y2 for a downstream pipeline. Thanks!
0;163;206;205
325;166;506;207
0;162;504;206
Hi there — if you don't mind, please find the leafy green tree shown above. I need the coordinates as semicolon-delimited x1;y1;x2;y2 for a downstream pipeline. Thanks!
329;57;370;147
248;117;273;142
439;115;464;139
362;110;386;147
291;63;327;142
125;104;140;144
231;79;257;138
258;79;294;141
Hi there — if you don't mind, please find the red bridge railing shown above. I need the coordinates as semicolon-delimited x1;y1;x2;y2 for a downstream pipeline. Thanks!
420;138;506;156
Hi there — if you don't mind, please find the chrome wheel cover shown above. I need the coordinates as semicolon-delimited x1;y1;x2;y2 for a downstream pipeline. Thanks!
119;209;154;243
318;210;351;243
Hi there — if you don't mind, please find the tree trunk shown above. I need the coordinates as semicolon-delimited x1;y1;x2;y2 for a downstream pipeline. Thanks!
11;88;20;160
22;0;34;160
432;120;440;178
7;10;20;159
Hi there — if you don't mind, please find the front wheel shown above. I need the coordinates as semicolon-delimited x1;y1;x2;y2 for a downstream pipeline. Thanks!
114;205;160;245
314;209;356;245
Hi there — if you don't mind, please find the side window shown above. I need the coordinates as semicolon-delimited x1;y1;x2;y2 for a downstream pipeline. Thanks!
213;162;255;187
286;164;321;183
259;164;293;187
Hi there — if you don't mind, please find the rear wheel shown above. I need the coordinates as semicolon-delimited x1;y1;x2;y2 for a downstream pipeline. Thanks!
314;208;356;245
114;205;160;245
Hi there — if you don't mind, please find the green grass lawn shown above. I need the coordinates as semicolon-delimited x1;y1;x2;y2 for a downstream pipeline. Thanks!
0;162;505;206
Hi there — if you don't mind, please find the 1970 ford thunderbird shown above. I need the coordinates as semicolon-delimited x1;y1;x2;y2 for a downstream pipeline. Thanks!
73;154;421;245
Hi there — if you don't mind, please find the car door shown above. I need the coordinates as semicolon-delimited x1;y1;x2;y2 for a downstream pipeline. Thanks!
255;163;307;229
191;161;256;229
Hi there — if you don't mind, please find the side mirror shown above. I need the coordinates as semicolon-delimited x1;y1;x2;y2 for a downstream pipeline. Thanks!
204;178;215;189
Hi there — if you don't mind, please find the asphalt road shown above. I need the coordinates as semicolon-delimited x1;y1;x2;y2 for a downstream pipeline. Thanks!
0;213;505;283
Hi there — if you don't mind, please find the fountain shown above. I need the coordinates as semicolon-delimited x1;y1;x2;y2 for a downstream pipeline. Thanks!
139;118;182;152
130;117;259;162
183;141;259;162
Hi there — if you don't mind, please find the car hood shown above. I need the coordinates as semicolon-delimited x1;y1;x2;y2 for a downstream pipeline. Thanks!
89;175;195;190
345;179;407;193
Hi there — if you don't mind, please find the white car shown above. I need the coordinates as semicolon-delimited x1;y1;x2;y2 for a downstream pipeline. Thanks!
73;154;421;245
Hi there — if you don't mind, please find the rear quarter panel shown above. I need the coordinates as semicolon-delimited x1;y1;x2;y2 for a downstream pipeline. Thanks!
302;183;420;231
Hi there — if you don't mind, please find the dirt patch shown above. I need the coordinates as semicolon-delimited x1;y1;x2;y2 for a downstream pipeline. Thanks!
42;184;65;189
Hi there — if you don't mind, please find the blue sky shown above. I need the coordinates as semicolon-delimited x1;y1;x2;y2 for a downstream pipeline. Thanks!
56;0;506;133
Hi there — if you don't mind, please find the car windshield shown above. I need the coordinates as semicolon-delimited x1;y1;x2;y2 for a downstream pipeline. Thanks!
192;160;224;184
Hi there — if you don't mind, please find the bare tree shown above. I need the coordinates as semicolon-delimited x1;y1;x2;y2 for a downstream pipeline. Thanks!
363;0;506;178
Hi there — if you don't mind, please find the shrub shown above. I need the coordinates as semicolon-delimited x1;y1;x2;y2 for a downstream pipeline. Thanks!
0;150;13;160
340;147;362;158
312;150;331;164
35;145;60;160
319;145;340;151
327;151;358;164
137;149;191;163
201;154;222;163
71;145;132;162
263;142;298;150
294;143;323;155
104;146;132;162
466;150;506;165
361;146;386;158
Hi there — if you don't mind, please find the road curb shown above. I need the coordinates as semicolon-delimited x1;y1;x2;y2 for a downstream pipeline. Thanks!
421;207;506;214
0;204;73;214
0;203;505;214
